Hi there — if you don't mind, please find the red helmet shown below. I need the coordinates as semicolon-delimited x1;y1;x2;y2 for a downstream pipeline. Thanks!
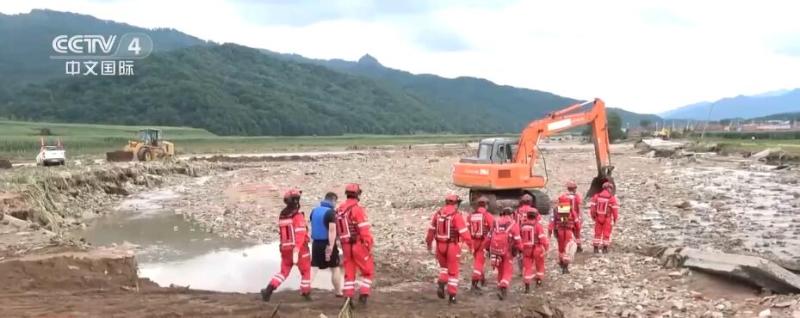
476;196;489;206
500;207;514;215
283;188;302;204
344;183;362;195
602;182;613;190
445;194;461;204
520;193;533;204
565;180;577;190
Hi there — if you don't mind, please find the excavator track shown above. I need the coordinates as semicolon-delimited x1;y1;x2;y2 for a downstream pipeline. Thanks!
469;189;550;215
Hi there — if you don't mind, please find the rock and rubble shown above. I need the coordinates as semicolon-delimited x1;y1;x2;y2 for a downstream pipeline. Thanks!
1;141;799;317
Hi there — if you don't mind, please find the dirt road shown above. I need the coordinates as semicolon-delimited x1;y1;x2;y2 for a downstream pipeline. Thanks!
1;141;799;317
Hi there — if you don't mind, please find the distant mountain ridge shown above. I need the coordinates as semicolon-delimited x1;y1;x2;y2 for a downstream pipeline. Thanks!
1;9;660;136
661;89;800;120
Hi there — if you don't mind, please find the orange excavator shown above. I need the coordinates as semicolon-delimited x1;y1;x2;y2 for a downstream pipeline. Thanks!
452;98;614;213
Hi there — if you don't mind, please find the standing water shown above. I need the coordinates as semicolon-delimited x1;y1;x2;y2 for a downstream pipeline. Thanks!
71;188;333;293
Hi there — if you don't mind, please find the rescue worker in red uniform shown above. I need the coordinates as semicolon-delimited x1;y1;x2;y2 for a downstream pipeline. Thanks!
590;182;620;254
485;207;523;300
520;207;548;292
514;194;536;273
468;196;494;291
549;193;579;273
426;194;472;304
261;189;312;302
335;183;374;306
562;181;584;253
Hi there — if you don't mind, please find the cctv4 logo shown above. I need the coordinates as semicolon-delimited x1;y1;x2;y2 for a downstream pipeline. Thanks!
52;35;143;56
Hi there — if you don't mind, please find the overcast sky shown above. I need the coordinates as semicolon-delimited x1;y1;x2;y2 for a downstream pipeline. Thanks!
3;0;800;114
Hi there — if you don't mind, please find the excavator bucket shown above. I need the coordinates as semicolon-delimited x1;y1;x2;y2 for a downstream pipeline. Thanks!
106;151;134;162
586;175;615;200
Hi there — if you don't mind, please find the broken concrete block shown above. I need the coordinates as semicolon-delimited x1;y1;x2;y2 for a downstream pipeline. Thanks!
676;248;800;294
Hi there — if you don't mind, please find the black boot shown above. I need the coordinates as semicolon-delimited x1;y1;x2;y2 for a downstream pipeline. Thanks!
602;246;609;254
358;294;368;306
536;279;543;287
564;264;570;274
260;285;275;302
497;287;507;300
524;283;530;294
448;295;457;305
576;244;583;253
437;282;446;299
471;280;482;292
593;246;600;254
481;278;486;287
301;292;312;301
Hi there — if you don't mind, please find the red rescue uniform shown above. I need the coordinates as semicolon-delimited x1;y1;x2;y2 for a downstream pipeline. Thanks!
485;215;523;290
590;189;620;248
426;204;471;296
520;213;548;285
550;195;580;266
268;210;312;295
560;191;583;249
336;198;375;298
467;206;494;284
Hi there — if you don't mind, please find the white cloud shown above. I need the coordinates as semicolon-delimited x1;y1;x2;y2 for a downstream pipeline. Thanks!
2;0;800;114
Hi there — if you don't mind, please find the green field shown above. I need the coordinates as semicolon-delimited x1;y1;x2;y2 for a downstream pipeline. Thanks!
0;120;506;160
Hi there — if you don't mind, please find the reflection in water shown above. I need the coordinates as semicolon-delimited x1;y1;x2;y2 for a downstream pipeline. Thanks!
140;243;333;292
72;189;334;292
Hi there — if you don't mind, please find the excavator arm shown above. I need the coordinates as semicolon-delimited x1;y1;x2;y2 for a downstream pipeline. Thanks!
514;98;614;198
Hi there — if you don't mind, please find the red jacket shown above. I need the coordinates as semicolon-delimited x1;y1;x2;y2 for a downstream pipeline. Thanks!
468;206;494;241
278;210;309;251
520;218;548;251
590;190;619;224
426;204;472;246
514;204;539;224
336;198;373;247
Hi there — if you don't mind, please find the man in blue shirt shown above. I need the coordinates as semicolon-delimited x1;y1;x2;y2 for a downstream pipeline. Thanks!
309;192;343;296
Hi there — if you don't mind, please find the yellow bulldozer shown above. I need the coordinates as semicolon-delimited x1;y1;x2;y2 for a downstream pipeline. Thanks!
106;129;175;162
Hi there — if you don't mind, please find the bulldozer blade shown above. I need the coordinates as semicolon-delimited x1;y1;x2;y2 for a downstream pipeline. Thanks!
586;175;615;200
106;151;134;162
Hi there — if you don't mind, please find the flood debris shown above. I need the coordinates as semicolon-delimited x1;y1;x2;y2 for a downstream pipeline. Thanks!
661;247;800;294
0;159;11;169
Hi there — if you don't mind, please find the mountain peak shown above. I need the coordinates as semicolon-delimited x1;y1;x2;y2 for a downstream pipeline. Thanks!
357;54;381;66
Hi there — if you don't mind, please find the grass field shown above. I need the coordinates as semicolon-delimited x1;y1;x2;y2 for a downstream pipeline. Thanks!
0;120;506;160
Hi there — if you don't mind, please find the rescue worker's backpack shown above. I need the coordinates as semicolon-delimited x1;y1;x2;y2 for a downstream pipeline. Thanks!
468;212;487;239
335;206;358;243
595;193;611;216
520;221;537;248
435;210;458;242
489;220;514;256
278;215;297;249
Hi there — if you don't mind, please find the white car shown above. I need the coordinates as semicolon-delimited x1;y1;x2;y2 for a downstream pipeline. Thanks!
36;146;66;166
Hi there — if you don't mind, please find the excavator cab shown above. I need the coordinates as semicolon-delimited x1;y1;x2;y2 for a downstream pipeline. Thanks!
465;138;519;164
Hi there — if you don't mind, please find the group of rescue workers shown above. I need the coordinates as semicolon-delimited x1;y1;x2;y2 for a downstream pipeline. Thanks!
260;180;619;306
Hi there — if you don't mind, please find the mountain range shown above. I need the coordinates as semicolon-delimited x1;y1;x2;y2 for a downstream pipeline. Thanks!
661;89;800;121
1;9;658;135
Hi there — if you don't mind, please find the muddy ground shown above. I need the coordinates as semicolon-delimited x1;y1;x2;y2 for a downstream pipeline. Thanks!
1;142;799;317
